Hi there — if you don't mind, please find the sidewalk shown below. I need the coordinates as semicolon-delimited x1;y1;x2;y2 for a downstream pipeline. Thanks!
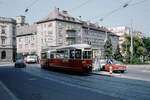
92;70;122;77
0;62;14;66
0;81;18;100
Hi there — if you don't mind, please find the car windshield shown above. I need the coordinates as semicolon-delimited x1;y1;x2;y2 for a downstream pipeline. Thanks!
113;61;123;65
28;56;37;59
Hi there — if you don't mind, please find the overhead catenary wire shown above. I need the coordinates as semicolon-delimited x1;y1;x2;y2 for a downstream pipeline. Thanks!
24;0;40;12
90;0;148;22
90;0;132;21
130;0;148;6
69;0;91;11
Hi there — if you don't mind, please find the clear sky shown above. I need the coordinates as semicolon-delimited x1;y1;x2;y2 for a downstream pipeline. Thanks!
0;0;150;36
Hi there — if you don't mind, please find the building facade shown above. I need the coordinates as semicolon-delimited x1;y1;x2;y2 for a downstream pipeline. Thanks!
0;17;16;62
16;8;119;59
16;24;37;56
36;8;119;58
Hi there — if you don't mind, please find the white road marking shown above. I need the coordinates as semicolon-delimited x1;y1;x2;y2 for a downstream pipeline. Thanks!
0;81;19;100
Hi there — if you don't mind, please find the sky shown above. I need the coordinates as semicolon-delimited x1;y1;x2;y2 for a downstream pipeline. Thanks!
0;0;150;36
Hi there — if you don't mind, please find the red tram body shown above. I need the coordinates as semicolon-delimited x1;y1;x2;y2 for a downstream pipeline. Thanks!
40;44;93;73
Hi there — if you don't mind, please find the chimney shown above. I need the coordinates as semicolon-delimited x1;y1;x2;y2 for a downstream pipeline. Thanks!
62;10;68;14
87;20;90;26
95;22;99;28
55;7;59;15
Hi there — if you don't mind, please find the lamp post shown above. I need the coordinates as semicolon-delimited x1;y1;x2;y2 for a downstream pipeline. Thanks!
130;19;133;64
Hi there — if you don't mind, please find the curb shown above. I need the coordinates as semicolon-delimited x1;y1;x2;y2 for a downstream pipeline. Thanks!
91;71;112;77
0;63;14;67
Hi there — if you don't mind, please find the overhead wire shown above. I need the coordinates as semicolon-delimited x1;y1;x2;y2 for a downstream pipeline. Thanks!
90;0;149;22
130;0;149;6
91;0;133;22
69;0;91;11
24;0;40;12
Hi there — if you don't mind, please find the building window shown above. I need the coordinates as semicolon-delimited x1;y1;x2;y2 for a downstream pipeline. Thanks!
19;44;22;49
19;38;22;42
48;31;52;34
2;39;6;45
1;29;5;34
25;44;28;49
31;36;35;41
1;51;6;59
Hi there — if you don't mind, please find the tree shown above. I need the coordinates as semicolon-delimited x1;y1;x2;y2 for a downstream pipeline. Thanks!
104;38;113;62
142;37;150;56
113;44;123;61
121;34;145;63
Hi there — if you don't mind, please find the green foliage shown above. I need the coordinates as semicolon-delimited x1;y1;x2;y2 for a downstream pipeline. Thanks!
132;55;141;64
113;44;123;61
142;37;150;55
121;34;145;64
104;38;113;60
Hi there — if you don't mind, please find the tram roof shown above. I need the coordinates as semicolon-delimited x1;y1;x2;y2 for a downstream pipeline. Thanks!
56;44;91;50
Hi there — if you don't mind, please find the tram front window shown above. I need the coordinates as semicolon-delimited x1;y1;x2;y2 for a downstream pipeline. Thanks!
83;51;92;59
41;53;47;59
75;50;81;59
70;49;81;59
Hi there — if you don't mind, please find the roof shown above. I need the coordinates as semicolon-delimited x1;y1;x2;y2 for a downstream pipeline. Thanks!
56;44;92;50
37;8;81;24
16;24;37;36
36;8;119;37
0;17;16;24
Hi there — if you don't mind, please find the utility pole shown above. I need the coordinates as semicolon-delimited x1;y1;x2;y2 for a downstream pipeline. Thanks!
130;19;133;64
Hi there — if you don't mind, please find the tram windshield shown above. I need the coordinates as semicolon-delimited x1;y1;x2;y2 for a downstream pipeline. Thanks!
70;49;92;60
41;52;47;59
83;51;92;59
70;49;81;59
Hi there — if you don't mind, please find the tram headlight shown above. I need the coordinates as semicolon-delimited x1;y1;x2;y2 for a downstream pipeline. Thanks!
82;61;86;64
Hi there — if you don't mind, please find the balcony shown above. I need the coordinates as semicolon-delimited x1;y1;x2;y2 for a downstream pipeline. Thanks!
0;33;7;38
66;34;76;39
0;34;7;38
66;29;76;39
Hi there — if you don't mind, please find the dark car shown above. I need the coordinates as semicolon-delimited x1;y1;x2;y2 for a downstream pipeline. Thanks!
15;59;26;68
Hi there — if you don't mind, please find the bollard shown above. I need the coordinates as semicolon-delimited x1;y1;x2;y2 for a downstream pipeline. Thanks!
109;66;113;75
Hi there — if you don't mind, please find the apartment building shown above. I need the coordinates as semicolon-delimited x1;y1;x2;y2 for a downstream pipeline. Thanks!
36;8;119;58
0;17;16;62
17;8;119;58
16;24;37;56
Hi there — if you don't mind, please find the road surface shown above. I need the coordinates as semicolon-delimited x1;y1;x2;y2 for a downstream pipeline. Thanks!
0;64;150;100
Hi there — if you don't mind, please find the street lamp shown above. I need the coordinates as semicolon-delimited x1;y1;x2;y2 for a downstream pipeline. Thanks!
130;19;133;63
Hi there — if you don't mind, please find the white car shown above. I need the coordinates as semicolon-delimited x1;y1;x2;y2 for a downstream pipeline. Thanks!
26;56;38;63
100;59;106;70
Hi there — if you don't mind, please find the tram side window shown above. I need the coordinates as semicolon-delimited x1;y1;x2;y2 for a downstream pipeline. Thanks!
41;53;47;59
56;52;64;59
75;49;81;59
70;50;75;59
64;50;69;59
56;53;60;58
50;53;54;59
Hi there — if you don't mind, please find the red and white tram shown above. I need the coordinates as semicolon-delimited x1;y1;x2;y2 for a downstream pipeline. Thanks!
40;44;93;73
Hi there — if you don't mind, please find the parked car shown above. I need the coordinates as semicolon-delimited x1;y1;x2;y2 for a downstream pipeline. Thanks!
15;59;26;68
104;60;126;73
26;55;38;64
100;59;106;70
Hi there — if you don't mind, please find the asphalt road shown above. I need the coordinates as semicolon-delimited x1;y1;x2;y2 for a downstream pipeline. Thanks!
0;64;150;100
118;65;150;81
